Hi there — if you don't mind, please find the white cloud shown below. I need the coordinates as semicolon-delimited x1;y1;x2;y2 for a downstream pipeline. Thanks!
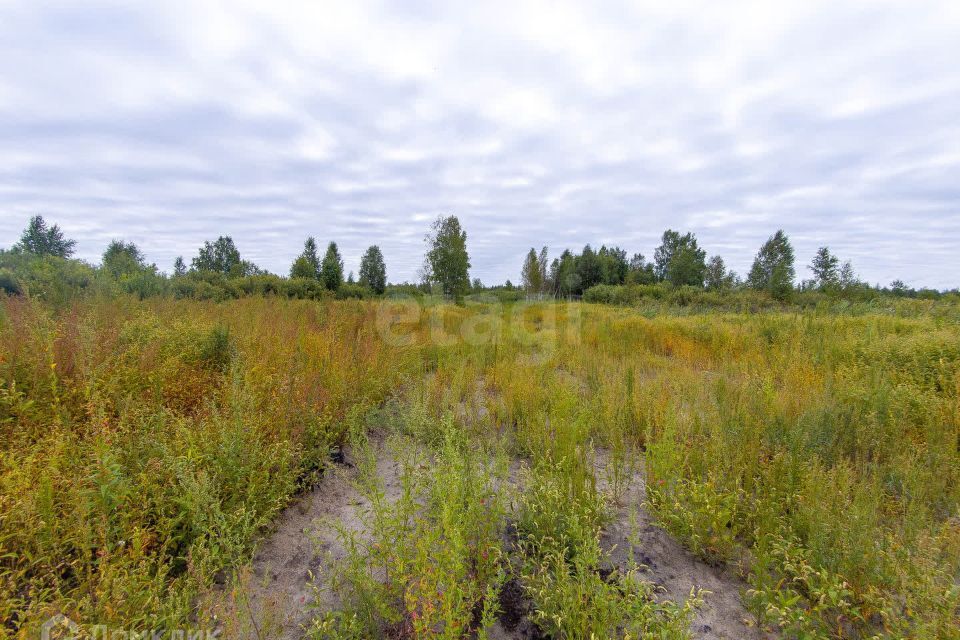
0;0;958;287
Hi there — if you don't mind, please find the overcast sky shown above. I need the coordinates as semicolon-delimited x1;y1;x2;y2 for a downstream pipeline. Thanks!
1;1;959;288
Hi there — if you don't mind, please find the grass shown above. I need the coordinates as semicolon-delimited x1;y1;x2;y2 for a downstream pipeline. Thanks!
2;293;958;638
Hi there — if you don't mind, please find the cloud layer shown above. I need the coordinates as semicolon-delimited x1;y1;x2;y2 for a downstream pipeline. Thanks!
1;0;959;287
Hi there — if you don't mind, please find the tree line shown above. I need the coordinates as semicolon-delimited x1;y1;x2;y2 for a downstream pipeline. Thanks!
519;228;881;301
0;214;951;304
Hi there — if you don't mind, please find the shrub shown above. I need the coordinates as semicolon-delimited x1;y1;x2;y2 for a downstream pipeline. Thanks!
0;268;22;295
335;283;371;300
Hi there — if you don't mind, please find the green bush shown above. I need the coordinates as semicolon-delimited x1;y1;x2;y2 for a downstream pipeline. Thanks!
0;268;22;295
335;283;371;300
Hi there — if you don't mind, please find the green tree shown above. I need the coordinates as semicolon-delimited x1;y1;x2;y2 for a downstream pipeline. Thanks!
748;230;795;300
192;236;243;275
320;241;344;291
358;245;387;294
173;256;187;277
425;215;471;300
653;230;706;286
704;255;736;290
102;240;148;277
597;246;628;285
575;245;602;292
14;215;76;257
290;237;321;279
626;253;655;285
839;260;859;290
521;247;545;294
290;256;317;279
809;246;839;290
550;250;579;295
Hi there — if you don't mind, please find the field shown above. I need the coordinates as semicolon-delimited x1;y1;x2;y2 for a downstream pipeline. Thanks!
2;295;959;639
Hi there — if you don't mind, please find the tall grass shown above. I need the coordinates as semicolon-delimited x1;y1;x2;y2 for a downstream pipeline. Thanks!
0;296;419;634
3;294;958;638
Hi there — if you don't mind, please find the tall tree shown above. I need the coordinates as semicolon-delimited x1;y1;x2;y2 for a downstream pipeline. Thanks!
839;260;859;290
809;246;839;290
521;248;544;294
626;253;656;285
320;241;344;291
575;245;602;292
15;215;76;257
653;230;706;286
704;255;736;290
173;256;187;277
550;250;579;296
290;237;321;279
598;246;628;285
102;240;147;277
290;256;316;279
192;236;243;275
359;245;387;294
537;247;549;291
748;230;795;300
425;215;471;300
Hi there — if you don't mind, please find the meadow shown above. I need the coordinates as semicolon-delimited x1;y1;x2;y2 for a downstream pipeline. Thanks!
1;294;958;638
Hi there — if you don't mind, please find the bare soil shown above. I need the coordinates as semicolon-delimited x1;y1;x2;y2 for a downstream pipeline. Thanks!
221;436;766;639
211;432;406;639
595;450;769;640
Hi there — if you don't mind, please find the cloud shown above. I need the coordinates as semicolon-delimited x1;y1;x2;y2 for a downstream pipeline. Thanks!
0;0;958;287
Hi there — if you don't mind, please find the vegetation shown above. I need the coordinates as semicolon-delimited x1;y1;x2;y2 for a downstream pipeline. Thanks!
2;215;959;638
358;245;387;295
291;237;322;280
320;242;345;292
424;215;471;301
13;215;76;258
747;230;796;300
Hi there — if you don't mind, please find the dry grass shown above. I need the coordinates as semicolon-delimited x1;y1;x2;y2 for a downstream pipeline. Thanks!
2;295;958;638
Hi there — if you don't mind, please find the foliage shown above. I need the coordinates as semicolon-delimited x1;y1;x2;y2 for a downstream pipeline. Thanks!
1;297;418;634
191;236;257;277
334;283;371;300
0;268;22;295
291;237;322;280
172;256;187;277
627;252;656;285
0;249;101;306
313;418;507;639
520;247;548;295
704;255;737;291
321;241;345;291
13;215;76;258
654;230;706;286
810;246;840;290
425;215;471;301
358;245;387;295
515;454;699;639
2;264;960;639
102;240;148;277
747;229;795;300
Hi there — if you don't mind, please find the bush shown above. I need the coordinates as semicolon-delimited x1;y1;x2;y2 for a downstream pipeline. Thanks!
0;268;22;295
0;250;101;305
335;283;371;300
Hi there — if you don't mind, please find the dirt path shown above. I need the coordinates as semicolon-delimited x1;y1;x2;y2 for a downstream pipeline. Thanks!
221;437;766;640
212;433;406;640
595;450;768;640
